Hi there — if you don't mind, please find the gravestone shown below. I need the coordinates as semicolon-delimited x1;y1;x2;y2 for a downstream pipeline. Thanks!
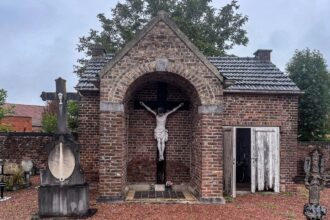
37;78;90;217
303;148;327;220
21;159;33;187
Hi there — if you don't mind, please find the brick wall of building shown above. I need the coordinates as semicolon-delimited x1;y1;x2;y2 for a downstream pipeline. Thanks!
77;17;300;201
223;93;299;189
0;116;32;132
0;133;53;169
97;19;223;201
78;92;100;189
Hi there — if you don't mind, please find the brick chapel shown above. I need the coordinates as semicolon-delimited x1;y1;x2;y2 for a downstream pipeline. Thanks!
76;11;301;203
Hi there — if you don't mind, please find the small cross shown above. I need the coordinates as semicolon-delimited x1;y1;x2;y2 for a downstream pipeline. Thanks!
41;77;79;134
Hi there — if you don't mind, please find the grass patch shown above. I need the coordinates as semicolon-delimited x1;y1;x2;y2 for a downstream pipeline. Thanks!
287;211;296;219
224;196;234;203
281;191;294;197
258;202;278;210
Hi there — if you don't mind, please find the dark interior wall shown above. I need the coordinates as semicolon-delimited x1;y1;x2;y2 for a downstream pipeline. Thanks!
126;82;192;184
236;128;251;185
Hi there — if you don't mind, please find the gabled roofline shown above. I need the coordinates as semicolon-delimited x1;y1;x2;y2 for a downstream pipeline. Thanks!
99;11;224;82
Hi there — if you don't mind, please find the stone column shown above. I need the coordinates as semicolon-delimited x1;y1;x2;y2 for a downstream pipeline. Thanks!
198;104;224;203
98;102;127;202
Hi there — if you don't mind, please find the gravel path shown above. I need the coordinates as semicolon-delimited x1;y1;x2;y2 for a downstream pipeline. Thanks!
0;177;329;220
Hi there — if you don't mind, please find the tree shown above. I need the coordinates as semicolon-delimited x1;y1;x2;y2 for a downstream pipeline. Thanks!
287;48;330;141
76;0;248;75
41;113;57;133
0;89;15;132
68;101;78;133
0;89;9;119
41;100;78;133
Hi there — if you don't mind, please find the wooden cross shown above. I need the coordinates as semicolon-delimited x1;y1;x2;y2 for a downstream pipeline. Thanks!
134;82;188;184
134;82;189;111
41;77;79;134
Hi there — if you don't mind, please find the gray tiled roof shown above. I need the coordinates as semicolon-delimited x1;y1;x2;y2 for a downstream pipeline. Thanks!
76;54;114;91
76;54;300;93
208;57;300;92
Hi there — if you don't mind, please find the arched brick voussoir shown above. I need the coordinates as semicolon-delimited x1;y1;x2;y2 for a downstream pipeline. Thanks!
105;61;221;105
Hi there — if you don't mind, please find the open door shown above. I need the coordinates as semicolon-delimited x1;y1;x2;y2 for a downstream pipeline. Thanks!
223;127;236;197
251;127;280;193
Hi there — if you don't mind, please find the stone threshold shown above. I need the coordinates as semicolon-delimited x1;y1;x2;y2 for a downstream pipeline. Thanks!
126;190;198;203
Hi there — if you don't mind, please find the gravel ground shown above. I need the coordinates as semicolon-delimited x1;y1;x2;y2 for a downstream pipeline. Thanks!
0;176;329;220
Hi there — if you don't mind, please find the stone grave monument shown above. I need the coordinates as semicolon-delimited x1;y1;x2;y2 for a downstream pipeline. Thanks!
303;147;327;220
37;78;91;217
21;159;33;187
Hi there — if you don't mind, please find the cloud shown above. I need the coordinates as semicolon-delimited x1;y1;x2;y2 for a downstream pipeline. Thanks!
0;0;329;105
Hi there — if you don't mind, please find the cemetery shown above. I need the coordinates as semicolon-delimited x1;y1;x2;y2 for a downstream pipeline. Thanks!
0;3;329;220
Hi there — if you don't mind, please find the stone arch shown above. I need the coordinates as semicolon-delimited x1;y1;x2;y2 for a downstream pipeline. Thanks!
103;60;221;105
98;60;224;202
124;72;201;184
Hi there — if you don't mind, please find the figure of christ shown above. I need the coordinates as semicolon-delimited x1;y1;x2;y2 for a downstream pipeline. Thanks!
139;101;184;161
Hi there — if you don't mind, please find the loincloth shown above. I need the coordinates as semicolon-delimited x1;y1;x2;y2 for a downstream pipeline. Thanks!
154;129;168;142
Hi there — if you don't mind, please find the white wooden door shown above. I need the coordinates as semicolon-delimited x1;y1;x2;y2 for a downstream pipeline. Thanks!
223;127;236;197
251;127;280;193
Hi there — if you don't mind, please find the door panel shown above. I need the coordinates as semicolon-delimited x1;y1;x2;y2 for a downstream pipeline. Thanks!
223;127;236;197
251;127;279;192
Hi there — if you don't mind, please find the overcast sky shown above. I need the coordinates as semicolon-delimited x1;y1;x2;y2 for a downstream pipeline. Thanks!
0;0;329;105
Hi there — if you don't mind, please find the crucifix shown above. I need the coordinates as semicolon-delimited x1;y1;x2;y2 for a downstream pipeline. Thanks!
135;82;188;184
41;77;79;134
38;78;90;217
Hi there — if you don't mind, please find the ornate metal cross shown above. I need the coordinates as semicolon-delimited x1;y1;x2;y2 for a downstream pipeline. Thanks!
41;78;79;134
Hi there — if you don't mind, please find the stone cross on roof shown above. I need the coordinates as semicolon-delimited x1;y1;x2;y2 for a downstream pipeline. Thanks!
41;78;79;134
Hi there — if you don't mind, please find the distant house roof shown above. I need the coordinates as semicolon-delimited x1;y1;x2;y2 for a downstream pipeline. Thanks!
4;103;45;127
76;53;300;94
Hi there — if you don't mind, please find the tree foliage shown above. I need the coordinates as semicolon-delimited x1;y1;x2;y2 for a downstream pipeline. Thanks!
0;89;14;132
41;113;57;133
287;48;330;141
68;101;78;133
41;100;79;133
76;0;248;75
0;89;12;120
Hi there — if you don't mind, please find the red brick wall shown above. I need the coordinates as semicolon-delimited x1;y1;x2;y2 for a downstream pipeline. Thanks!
98;19;223;201
0;116;32;132
78;92;100;189
223;93;299;188
0;133;52;169
98;111;126;199
198;113;223;200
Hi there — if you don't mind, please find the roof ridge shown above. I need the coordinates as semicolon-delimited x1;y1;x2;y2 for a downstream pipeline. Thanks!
5;103;45;107
98;12;224;82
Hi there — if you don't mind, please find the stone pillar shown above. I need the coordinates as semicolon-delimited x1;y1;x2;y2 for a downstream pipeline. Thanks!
98;102;126;202
198;104;224;203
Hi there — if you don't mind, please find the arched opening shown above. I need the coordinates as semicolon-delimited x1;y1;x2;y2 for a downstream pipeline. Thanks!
123;72;201;187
